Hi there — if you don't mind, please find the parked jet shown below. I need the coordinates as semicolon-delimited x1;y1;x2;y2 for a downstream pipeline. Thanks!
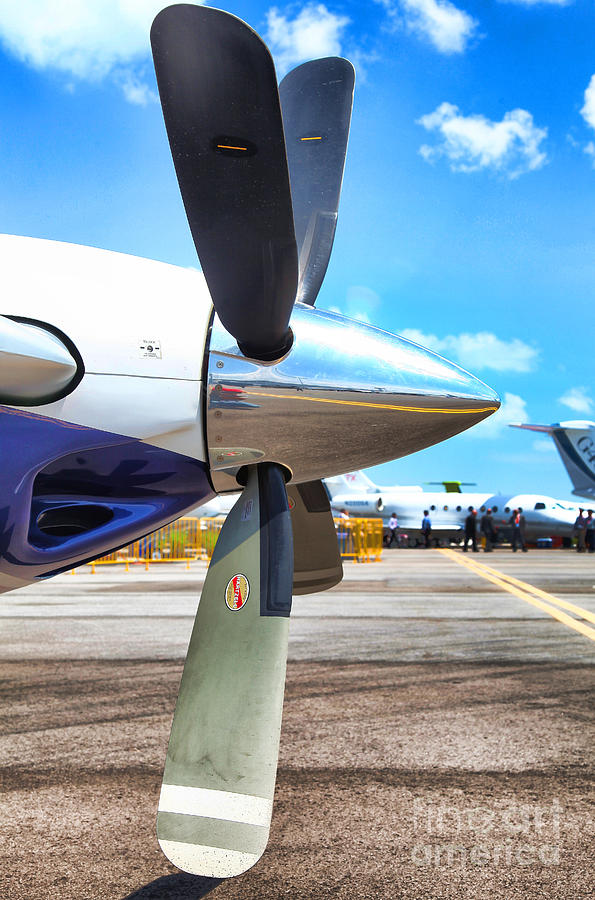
511;421;595;501
326;472;578;544
195;469;421;518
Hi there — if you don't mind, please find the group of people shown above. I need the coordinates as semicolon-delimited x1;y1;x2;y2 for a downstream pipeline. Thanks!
463;506;527;552
573;508;595;552
387;505;595;552
387;508;530;550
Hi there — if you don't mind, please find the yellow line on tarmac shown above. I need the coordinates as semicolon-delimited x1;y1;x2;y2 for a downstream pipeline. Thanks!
464;557;595;626
438;548;595;643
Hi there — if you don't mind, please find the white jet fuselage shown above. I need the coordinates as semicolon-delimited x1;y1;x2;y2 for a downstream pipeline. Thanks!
332;489;578;541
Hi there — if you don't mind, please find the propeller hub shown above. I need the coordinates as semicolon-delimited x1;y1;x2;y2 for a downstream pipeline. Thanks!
205;305;500;493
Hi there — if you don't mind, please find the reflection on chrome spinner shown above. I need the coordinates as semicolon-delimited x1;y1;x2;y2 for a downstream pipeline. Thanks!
206;304;500;493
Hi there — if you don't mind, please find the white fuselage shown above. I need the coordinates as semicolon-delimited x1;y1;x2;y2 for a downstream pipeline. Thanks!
3;233;213;461
331;489;578;541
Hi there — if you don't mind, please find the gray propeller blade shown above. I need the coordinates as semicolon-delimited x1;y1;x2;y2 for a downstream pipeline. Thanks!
279;57;355;306
157;463;293;877
288;479;343;594
151;5;298;359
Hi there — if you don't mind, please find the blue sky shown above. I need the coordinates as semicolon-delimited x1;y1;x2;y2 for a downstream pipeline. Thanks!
0;0;593;499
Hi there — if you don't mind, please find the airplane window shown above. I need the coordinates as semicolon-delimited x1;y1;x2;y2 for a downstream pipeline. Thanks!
480;506;486;512
430;505;436;510
443;505;449;511
493;506;498;512
456;505;462;511
504;507;510;513
534;502;546;510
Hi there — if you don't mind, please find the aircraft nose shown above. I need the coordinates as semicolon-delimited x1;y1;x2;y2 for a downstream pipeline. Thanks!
205;305;500;491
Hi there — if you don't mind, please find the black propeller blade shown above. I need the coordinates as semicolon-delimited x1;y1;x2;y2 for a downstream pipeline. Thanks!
151;4;298;359
279;57;355;306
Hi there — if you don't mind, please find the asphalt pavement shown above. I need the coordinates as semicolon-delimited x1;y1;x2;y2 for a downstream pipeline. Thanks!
1;549;593;899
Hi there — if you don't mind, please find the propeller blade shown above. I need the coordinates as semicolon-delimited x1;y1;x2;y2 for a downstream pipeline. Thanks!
157;463;293;878
279;57;355;306
287;479;343;594
151;5;298;359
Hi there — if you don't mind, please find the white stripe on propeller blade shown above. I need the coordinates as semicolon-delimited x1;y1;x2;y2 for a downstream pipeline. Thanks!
158;784;272;826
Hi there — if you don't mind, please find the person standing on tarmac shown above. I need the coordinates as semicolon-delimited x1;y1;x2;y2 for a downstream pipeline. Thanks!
518;507;527;550
586;510;595;553
510;508;528;552
387;512;399;547
463;507;478;552
574;508;586;552
421;510;432;548
480;508;496;552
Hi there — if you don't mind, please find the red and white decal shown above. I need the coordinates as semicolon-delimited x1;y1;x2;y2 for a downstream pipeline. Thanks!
225;574;250;611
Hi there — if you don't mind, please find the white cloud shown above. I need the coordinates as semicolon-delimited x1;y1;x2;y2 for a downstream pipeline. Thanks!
345;285;380;322
499;0;570;5
376;0;477;54
533;438;556;453
400;329;538;373
579;75;595;165
327;286;381;323
467;392;528;439
0;1;178;101
581;75;595;130
266;4;349;74
400;0;477;53
558;386;593;414
417;102;548;178
117;70;157;106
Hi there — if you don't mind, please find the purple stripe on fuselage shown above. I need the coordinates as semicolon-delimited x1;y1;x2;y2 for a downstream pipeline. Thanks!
0;406;214;589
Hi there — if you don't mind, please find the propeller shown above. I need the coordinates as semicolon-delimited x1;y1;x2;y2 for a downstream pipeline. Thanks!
279;57;355;306
151;4;345;877
151;4;297;360
150;2;499;881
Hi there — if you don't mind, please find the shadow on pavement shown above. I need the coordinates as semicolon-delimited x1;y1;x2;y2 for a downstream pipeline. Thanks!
122;873;223;899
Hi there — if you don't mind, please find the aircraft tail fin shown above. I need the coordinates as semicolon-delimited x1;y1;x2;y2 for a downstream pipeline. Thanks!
323;470;379;498
511;421;595;500
426;480;477;493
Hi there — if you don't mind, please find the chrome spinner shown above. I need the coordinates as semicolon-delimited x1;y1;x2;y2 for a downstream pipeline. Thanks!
206;304;499;493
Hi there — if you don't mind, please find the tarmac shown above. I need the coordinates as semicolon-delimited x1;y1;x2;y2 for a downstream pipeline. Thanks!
1;548;594;899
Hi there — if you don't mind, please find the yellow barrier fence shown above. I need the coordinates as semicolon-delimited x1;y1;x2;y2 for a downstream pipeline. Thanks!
89;517;212;571
334;517;384;562
85;515;382;571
